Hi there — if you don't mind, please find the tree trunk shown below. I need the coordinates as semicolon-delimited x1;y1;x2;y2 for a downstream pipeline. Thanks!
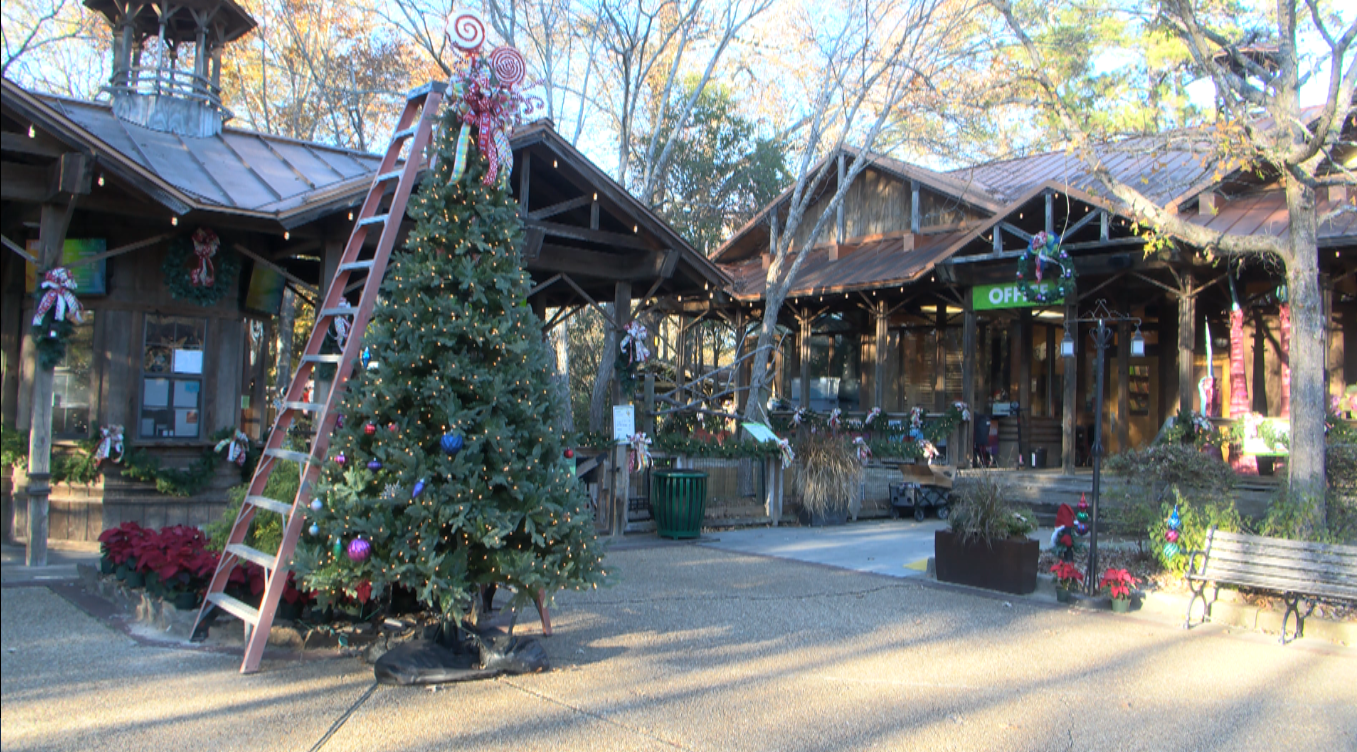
275;287;295;401
1283;177;1326;522
589;304;618;432
744;286;790;424
552;323;574;434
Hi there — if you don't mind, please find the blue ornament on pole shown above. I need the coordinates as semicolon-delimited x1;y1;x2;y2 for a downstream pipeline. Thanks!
440;433;464;455
412;479;426;498
1167;506;1182;531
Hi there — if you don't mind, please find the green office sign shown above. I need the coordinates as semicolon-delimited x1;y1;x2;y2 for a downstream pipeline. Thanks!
972;281;1065;310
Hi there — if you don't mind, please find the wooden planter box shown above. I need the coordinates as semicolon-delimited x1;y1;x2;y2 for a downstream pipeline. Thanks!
933;529;1039;595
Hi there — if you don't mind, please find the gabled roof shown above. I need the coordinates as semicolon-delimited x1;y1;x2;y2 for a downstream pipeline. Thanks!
711;144;1002;264
3;77;383;222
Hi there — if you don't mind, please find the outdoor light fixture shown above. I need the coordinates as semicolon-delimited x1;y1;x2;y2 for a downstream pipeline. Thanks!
172;216;178;226
1061;328;1076;357
1131;326;1146;357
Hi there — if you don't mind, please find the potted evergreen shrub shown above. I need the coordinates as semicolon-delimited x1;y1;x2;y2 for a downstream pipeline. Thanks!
934;475;1039;594
792;432;862;526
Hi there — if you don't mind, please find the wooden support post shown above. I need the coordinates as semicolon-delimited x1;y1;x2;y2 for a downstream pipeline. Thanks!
675;315;687;406
1045;324;1056;417
26;199;79;566
1116;304;1130;453
1162;298;1180;421
764;458;784;526
1017;310;1032;462
1062;303;1078;474
610;281;632;537
518;152;531;216
911;180;921;234
873;304;888;409
961;302;977;468
644;374;655;436
1045;192;1054;234
734;308;748;413
1178;288;1196;415
934;304;947;412
320;236;344;301
799;311;812;410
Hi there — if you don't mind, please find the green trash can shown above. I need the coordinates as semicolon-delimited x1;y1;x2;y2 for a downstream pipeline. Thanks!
651;469;708;539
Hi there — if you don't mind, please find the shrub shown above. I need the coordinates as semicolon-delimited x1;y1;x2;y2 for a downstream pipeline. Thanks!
1105;444;1237;554
948;474;1035;546
792;432;862;516
205;459;298;554
1148;487;1247;576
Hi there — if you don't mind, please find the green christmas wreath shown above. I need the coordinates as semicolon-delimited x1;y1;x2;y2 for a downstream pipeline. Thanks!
162;228;239;307
1016;231;1076;304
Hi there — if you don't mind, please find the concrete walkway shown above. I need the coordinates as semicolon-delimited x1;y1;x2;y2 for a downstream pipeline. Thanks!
3;529;1354;752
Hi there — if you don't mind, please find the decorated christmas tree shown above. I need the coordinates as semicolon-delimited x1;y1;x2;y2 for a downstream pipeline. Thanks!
293;22;604;623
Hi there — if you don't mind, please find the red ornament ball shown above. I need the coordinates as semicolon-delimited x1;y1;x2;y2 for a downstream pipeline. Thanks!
564;449;575;459
364;423;377;436
1166;529;1180;543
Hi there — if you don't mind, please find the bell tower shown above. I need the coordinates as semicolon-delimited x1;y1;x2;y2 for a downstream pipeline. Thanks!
84;0;257;137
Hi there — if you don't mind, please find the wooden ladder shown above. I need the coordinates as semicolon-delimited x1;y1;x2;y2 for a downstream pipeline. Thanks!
191;82;446;673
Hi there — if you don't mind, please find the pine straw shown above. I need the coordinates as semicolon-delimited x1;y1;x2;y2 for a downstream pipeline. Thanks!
793;433;862;516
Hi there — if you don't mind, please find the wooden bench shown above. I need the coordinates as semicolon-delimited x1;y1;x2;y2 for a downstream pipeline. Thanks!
1185;527;1357;643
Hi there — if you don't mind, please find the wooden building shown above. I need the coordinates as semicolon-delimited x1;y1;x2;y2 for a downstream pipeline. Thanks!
2;2;726;545
714;126;1356;470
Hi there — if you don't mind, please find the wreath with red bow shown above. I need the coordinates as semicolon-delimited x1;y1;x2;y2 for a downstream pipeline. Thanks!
162;228;239;307
1015;231;1076;304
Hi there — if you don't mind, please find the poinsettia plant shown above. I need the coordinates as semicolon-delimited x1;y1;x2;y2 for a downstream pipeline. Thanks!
1049;561;1085;590
98;521;152;566
1099;568;1138;600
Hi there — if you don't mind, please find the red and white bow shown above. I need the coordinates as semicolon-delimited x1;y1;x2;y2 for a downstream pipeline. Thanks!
331;300;353;349
952;401;971;421
776;437;795;469
828;409;842;432
865;407;881;425
190;228;218;287
792;407;808;426
853;436;872;465
94;425;124;464
620;320;651;365
215;430;250;466
627;433;652;472
32;267;83;327
909;406;926;431
917;439;940;464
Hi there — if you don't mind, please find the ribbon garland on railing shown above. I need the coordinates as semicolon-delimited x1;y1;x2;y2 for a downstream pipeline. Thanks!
853;436;872;465
620;320;652;365
32;267;83;328
214;430;251;466
443;12;541;187
865;407;881;425
776;437;795;469
190;228;218;287
828;408;842;432
628;432;652;473
94;425;125;465
331;300;353;349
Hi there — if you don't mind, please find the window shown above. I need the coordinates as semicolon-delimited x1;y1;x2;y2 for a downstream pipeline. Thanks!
140;315;205;439
52;313;96;438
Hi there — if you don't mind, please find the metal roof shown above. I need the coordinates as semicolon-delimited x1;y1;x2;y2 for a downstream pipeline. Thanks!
722;231;968;301
6;81;383;220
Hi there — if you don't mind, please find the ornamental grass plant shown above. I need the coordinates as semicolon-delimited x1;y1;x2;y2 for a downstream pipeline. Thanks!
792;432;862;517
948;474;1035;547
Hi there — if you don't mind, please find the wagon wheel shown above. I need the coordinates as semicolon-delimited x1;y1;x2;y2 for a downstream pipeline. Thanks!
914;506;926;522
936;505;950;520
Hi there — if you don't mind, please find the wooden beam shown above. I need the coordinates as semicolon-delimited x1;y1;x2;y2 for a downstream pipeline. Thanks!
518;151;531;218
65;232;173;269
232;242;320;295
558;272;616;327
1;130;65;158
529;195;591;220
525;219;654;251
0;233;39;264
529;273;564;297
961;302;976;468
532;243;664;280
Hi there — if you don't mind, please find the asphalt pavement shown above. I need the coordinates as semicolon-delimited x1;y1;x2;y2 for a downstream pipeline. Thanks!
2;524;1354;751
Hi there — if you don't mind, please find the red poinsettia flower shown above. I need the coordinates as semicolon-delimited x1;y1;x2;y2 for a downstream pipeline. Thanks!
1049;561;1084;589
353;580;372;604
1099;568;1139;600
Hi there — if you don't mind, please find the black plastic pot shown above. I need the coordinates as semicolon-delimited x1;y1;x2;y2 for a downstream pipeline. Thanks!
934;529;1039;595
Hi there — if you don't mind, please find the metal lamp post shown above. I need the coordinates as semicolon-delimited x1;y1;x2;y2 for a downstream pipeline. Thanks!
1063;300;1143;593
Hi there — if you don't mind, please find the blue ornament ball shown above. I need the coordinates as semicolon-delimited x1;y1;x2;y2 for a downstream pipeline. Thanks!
1074;521;1089;536
440;433;464;455
367;460;383;471
310;499;323;511
309;524;320;536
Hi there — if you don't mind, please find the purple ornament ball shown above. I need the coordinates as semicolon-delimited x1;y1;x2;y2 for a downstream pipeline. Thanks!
367;460;383;471
346;538;371;563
